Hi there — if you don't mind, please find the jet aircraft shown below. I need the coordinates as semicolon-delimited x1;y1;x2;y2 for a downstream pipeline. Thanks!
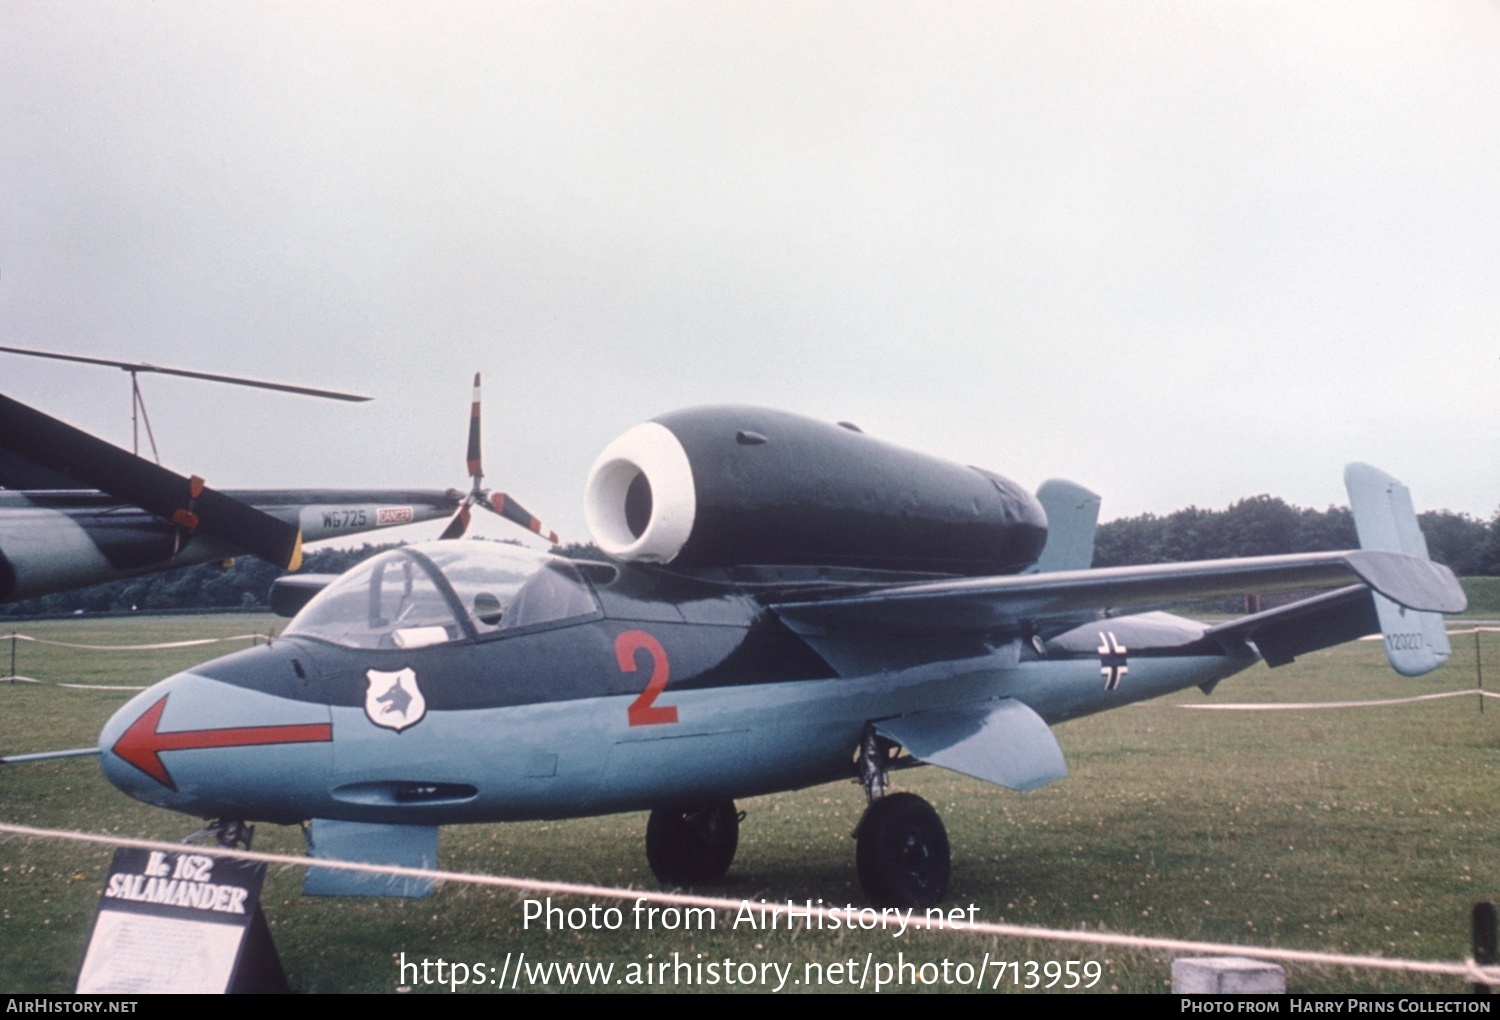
93;406;1465;907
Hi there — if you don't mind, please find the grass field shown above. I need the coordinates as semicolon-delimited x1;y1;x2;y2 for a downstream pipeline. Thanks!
2;612;1499;994
1457;576;1500;618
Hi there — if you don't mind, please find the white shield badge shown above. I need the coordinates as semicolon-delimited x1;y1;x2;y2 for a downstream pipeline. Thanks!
364;668;426;733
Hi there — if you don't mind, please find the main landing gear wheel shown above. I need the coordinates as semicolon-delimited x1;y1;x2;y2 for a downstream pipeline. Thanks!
645;800;740;885
855;792;950;909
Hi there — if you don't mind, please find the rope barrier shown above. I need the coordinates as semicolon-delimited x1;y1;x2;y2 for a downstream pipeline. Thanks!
0;633;264;651
1;630;264;688
1183;689;1500;711
53;683;146;691
2;820;1495;985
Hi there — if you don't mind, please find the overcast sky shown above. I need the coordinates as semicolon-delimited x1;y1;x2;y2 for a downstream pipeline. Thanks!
2;2;1496;551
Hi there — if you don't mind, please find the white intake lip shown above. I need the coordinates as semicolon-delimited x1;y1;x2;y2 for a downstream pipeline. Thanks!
583;421;697;563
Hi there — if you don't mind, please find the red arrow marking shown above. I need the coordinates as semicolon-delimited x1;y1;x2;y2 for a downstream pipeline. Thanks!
112;694;332;790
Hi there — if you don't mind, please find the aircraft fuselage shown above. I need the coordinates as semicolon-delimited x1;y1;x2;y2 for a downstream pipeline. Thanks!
97;557;1254;826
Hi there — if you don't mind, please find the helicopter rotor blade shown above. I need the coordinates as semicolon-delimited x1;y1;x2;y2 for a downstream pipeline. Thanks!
0;394;304;570
439;503;472;541
483;492;560;545
438;372;558;545
0;345;371;402
466;373;483;485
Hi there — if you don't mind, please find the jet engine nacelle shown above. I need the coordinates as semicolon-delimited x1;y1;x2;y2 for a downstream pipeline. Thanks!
584;406;1048;576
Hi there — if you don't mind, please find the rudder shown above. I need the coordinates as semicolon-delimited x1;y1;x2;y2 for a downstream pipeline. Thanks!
1032;479;1101;573
1345;463;1452;676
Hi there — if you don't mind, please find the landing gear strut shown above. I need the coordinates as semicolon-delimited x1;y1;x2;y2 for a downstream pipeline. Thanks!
186;818;254;849
854;728;949;908
646;800;740;885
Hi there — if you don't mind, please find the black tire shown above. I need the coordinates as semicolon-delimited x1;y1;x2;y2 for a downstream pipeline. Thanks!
645;800;739;884
855;792;950;908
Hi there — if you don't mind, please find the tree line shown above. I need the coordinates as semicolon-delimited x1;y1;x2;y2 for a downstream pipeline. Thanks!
0;544;398;619
3;498;1497;618
1094;497;1500;575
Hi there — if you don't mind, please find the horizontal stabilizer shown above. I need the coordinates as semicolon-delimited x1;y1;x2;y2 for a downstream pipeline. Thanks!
1346;463;1456;676
303;819;437;898
874;698;1066;792
1207;585;1379;668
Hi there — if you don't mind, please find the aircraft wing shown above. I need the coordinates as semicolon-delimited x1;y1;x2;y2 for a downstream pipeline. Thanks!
770;549;1464;637
774;554;1463;802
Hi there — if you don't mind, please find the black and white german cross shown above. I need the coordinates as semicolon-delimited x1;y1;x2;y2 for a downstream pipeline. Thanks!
1097;631;1128;690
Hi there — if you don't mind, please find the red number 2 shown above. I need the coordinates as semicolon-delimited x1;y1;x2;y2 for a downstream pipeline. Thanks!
617;630;678;727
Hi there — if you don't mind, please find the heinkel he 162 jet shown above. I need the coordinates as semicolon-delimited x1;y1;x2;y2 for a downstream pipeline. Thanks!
94;404;1465;908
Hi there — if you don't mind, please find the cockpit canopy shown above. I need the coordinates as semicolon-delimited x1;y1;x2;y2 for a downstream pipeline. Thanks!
283;542;599;650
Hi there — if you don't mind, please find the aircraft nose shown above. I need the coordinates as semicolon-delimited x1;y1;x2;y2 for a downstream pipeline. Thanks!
99;664;333;823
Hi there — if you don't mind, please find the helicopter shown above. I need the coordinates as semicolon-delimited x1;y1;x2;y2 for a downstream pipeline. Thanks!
94;403;1465;908
0;353;553;604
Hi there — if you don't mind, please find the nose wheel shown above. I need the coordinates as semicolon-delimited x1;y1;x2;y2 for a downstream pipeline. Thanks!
854;727;950;908
645;800;740;885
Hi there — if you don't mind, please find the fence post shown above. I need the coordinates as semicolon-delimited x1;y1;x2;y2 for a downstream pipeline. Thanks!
1473;901;1497;994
